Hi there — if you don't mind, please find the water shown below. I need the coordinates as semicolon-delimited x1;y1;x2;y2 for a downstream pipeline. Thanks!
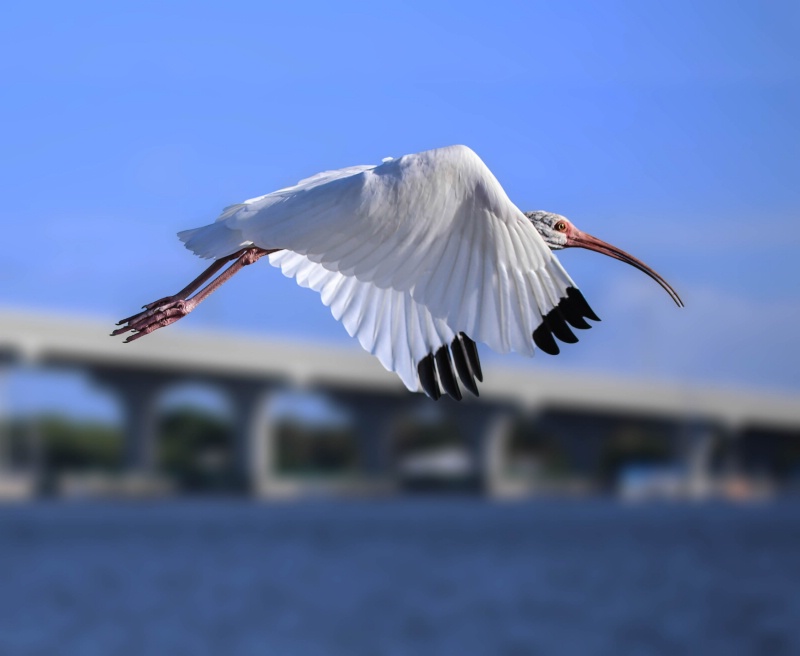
0;499;798;655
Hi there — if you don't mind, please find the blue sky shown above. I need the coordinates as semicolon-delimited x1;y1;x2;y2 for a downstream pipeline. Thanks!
1;1;799;417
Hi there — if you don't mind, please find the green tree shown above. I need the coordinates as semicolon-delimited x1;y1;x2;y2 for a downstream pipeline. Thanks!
159;407;236;492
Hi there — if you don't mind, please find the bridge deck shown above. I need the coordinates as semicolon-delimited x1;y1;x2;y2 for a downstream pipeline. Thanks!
1;308;798;429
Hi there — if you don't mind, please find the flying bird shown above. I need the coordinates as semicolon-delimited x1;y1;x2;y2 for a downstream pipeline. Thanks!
113;145;682;400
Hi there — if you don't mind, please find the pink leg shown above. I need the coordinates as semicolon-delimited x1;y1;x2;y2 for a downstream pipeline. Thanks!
112;247;275;342
117;250;242;324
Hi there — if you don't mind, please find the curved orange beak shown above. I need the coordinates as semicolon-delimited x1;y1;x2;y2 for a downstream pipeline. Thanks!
567;229;684;307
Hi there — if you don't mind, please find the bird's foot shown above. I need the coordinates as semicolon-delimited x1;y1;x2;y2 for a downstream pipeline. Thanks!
111;297;197;342
111;248;273;343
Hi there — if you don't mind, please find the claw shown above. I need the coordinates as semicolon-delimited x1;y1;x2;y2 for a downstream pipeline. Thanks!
112;247;269;343
114;298;193;343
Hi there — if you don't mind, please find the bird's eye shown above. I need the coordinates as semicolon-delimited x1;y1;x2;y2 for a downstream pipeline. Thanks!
555;221;567;232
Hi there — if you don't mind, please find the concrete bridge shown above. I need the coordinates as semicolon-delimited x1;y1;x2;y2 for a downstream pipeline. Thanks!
2;308;799;497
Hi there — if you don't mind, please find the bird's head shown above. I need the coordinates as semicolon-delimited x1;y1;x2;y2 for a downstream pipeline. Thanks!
525;210;684;307
525;211;573;250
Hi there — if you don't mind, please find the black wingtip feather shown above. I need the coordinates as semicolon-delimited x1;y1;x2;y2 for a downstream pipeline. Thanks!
417;354;441;400
459;333;483;382
533;287;601;355
567;287;600;322
533;323;560;355
545;310;579;344
560;298;593;330
435;347;462;401
451;338;479;397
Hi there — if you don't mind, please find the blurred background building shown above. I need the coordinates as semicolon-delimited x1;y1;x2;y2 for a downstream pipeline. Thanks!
2;308;798;503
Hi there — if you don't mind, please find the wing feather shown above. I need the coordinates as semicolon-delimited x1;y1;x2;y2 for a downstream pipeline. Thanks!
187;146;595;395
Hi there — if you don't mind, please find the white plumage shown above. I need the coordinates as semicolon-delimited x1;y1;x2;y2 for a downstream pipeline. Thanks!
116;144;681;400
178;145;578;394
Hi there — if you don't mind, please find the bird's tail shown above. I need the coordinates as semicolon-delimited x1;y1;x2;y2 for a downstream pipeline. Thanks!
177;222;252;260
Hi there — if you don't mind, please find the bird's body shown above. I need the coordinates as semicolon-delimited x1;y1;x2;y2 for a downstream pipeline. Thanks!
114;145;682;400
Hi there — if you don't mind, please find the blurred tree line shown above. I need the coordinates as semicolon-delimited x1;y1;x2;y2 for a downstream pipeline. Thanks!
2;415;121;472
0;408;238;492
3;407;797;495
275;420;358;476
0;407;363;492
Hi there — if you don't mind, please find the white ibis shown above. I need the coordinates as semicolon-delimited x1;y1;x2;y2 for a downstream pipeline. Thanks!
113;145;682;400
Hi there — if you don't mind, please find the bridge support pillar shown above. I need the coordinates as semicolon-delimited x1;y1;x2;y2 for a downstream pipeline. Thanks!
330;392;411;482
452;403;516;496
93;370;169;472
225;381;276;496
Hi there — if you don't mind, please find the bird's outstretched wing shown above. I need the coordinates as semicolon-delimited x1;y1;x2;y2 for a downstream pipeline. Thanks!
179;145;598;398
